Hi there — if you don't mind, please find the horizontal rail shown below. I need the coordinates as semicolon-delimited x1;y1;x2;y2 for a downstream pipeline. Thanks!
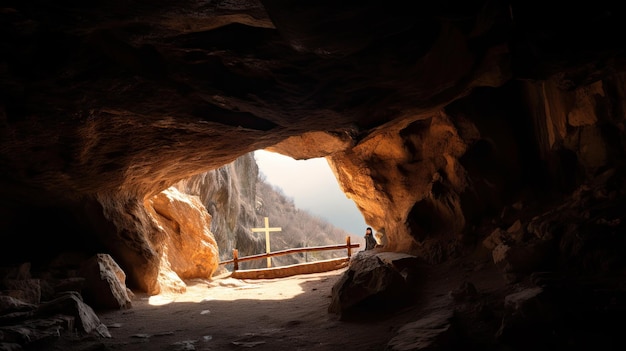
219;243;360;265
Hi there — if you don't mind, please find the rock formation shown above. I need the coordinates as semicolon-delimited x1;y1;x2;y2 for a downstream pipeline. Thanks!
3;0;626;349
174;153;260;264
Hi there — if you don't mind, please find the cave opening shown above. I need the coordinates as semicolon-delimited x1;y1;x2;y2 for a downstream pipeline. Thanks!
252;149;368;249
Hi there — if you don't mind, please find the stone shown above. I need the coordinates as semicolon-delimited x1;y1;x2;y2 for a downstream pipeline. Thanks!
328;252;418;319
491;241;554;283
495;287;558;346
449;281;478;301
36;292;111;337
1;280;41;305
147;187;220;293
386;309;456;351
483;228;508;251
79;254;133;311
0;296;36;315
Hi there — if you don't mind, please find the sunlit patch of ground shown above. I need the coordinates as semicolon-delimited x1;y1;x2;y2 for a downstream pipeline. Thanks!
148;270;341;306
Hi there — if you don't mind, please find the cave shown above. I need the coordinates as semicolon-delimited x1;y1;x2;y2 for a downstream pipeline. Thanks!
2;0;626;350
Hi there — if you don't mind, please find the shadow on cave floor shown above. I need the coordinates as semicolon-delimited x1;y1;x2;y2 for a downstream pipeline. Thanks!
40;268;419;351
28;245;626;351
32;250;520;351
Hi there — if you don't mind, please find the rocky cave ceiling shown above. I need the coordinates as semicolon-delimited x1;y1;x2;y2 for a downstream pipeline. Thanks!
2;0;626;293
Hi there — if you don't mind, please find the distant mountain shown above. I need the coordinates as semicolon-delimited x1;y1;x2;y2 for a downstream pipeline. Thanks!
175;152;355;271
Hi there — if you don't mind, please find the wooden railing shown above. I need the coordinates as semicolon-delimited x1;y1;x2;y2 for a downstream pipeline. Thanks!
219;236;359;271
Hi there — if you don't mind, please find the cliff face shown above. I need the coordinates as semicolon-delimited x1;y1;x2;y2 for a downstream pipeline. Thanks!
2;0;626;303
175;153;260;263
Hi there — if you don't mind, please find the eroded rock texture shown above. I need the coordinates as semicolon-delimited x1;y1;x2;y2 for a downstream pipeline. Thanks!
2;0;626;323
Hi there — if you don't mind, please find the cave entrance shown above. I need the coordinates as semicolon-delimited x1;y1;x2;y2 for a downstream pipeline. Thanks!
253;149;367;249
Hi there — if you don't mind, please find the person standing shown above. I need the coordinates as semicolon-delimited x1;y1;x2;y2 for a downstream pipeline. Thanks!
364;227;377;251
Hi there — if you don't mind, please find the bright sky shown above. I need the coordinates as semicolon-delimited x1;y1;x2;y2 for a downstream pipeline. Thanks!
254;150;368;237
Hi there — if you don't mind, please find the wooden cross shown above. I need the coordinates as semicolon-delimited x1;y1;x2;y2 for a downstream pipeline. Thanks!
251;217;282;268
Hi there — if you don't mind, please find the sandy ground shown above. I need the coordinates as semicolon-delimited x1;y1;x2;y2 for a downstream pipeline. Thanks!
93;268;413;351
45;250;505;351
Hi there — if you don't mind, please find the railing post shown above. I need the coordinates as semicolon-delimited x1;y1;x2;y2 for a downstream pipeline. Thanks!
233;249;239;271
346;236;352;258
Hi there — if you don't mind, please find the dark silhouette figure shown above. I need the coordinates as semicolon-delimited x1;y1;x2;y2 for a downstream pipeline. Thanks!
364;227;377;251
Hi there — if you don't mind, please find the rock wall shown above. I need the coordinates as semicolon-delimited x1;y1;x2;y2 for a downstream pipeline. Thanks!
326;73;626;264
175;153;261;262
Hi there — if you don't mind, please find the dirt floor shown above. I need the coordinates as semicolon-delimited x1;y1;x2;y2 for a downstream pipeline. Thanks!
45;250;509;351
